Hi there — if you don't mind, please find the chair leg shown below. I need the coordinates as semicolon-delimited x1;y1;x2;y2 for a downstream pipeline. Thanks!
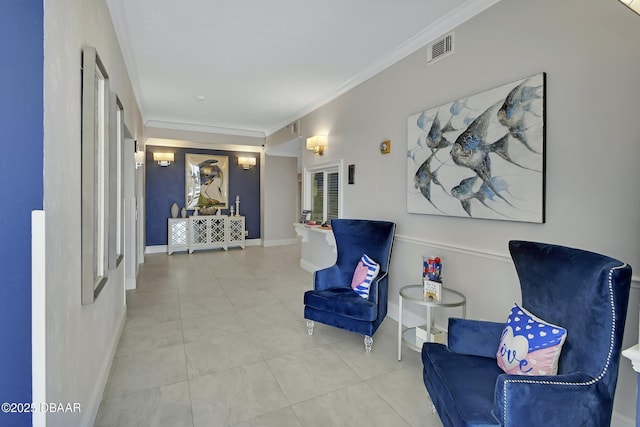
306;320;314;336
364;335;373;353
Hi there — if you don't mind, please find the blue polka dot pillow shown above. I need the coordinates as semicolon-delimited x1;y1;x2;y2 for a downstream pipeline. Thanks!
496;303;567;376
350;254;380;299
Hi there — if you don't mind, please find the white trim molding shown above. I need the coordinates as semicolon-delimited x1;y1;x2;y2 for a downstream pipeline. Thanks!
395;234;640;288
395;234;512;263
32;210;46;427
145;120;266;138
263;238;300;247
265;0;503;135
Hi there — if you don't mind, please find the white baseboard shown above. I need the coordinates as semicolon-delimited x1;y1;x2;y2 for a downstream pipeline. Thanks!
82;306;127;427
263;238;298;247
145;245;167;254
245;238;262;247
300;259;321;274
146;239;262;254
611;412;635;427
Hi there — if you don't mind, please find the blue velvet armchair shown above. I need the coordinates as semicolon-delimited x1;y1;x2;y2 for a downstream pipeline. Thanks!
304;219;396;352
422;240;632;427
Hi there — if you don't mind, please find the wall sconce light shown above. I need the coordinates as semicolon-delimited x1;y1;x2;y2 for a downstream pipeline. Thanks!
306;135;327;155
620;0;640;14
153;152;174;167
134;151;144;169
238;156;256;170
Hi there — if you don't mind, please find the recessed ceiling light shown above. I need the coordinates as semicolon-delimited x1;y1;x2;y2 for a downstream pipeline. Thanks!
196;95;206;101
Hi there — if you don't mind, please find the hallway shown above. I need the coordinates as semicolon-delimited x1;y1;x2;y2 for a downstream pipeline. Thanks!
96;245;441;426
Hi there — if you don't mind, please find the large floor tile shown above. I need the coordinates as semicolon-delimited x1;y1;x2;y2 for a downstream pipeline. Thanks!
184;331;263;378
100;245;437;427
267;346;361;404
329;331;403;380
125;302;182;330
231;407;302;427
181;311;247;342
250;322;323;360
236;302;299;330
189;361;289;427
180;294;235;319
367;366;443;427
116;318;184;356
177;283;227;299
96;381;193;427
291;382;410;427
135;276;178;293
104;345;188;398
126;288;180;309
225;288;281;311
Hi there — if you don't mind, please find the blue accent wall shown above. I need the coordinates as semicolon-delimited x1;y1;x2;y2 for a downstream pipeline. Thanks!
146;147;261;246
0;1;43;425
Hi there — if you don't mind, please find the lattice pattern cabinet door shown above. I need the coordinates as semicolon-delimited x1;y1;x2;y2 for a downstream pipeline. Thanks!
228;216;245;249
210;216;227;247
189;215;229;252
168;218;189;254
190;217;209;252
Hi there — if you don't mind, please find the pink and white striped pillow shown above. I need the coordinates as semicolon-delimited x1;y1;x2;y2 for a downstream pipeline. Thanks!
351;254;380;299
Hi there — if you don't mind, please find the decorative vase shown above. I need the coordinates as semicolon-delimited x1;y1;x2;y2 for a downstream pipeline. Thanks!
199;206;217;215
170;202;179;218
180;207;187;218
193;209;199;216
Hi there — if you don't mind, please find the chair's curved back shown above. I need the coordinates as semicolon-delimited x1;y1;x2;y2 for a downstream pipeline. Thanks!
509;241;632;399
331;219;396;282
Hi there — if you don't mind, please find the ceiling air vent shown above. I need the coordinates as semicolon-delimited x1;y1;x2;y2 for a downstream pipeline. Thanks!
427;32;454;64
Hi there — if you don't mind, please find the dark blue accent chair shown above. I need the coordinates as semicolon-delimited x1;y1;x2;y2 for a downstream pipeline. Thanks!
304;219;396;352
422;240;632;427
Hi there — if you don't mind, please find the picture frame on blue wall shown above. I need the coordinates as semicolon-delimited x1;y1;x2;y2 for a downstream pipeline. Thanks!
185;154;229;210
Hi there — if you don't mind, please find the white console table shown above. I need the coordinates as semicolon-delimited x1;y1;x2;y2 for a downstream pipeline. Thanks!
168;215;245;254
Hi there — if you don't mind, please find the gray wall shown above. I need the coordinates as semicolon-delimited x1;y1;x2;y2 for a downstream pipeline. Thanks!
263;155;299;245
269;0;640;423
43;0;144;425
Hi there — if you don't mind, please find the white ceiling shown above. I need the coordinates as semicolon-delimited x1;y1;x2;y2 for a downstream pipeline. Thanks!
106;0;500;138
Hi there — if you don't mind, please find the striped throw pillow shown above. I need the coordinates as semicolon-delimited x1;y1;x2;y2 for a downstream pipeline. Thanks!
351;254;380;299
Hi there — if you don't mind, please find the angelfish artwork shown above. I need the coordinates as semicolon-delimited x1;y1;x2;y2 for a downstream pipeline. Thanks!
185;154;229;210
407;73;545;223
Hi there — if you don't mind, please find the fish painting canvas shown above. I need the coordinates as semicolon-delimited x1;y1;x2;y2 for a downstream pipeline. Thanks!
407;73;545;223
185;154;229;210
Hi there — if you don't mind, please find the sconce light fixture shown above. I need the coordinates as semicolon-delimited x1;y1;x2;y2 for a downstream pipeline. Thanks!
238;156;256;170
153;152;174;167
306;135;327;156
620;0;640;14
134;151;144;169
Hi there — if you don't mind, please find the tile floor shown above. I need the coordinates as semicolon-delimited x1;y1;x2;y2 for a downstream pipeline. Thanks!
96;244;442;427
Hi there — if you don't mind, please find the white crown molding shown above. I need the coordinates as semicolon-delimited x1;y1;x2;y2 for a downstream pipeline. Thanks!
105;0;147;122
145;120;266;138
109;0;502;138
145;138;263;153
265;0;503;136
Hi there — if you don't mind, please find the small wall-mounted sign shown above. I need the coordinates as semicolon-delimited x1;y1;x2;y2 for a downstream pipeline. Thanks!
380;140;391;154
348;164;355;184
